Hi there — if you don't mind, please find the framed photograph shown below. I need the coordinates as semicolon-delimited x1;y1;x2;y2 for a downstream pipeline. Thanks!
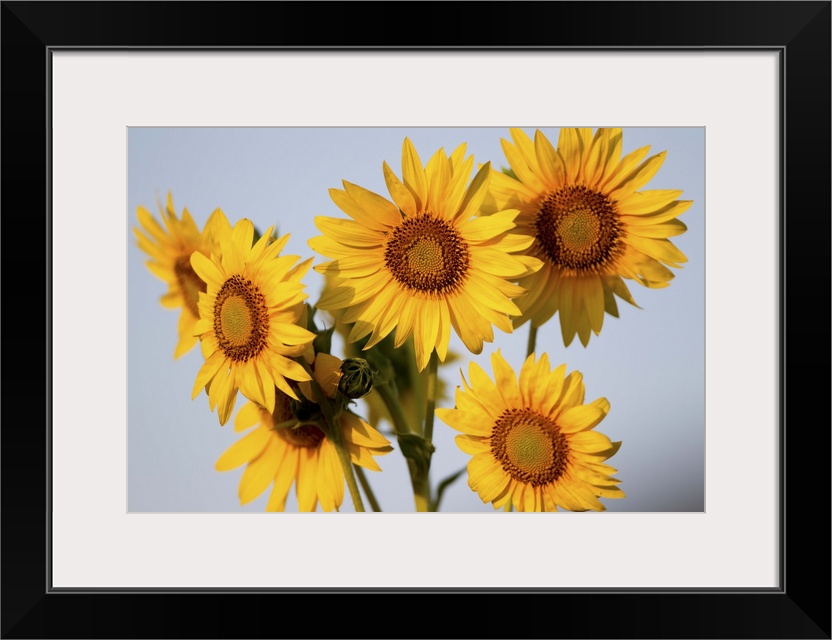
4;2;829;638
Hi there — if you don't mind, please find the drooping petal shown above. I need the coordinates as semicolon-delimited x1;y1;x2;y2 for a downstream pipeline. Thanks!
216;426;271;471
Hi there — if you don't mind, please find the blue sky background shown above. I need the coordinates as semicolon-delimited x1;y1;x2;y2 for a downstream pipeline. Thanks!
127;127;705;513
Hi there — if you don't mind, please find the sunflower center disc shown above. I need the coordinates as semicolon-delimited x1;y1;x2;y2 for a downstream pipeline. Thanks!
270;392;295;425
385;214;470;294
278;424;325;448
491;408;569;485
220;296;253;345
213;274;269;362
174;255;206;318
407;237;444;274
534;185;623;272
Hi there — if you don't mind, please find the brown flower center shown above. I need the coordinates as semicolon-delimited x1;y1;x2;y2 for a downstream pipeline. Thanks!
213;274;269;362
270;391;295;425
534;185;623;272
278;424;326;448
384;214;470;294
491;408;569;486
174;255;206;318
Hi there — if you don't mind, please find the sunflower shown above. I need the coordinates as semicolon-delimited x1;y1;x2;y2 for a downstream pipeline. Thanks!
216;353;392;512
133;193;230;358
309;138;541;371
488;128;690;346
190;217;316;425
436;350;625;512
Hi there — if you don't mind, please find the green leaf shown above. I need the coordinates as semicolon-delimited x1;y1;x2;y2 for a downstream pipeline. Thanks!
313;327;334;355
430;467;466;512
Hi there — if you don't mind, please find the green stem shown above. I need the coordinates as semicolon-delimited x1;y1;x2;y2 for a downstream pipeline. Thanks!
423;351;439;444
526;324;538;359
375;382;429;512
418;351;439;511
375;384;414;436
332;435;365;513
354;465;381;512
406;338;425;429
296;358;365;513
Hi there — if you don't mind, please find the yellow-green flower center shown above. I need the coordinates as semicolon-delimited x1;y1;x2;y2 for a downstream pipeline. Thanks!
491;408;569;485
534;185;623;273
220;296;253;346
384;214;470;294
407;237;444;274
557;209;601;252
213;274;269;362
174;254;206;318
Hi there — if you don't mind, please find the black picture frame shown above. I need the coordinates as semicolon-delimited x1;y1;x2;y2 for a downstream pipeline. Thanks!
3;2;829;638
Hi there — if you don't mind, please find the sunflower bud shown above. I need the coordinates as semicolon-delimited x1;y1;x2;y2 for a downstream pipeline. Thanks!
338;358;374;399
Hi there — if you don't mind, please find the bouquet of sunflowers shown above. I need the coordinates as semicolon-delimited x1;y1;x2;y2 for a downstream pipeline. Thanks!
134;128;690;513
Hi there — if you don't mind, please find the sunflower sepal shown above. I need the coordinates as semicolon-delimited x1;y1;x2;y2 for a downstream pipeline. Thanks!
312;326;334;356
397;433;435;479
271;418;300;431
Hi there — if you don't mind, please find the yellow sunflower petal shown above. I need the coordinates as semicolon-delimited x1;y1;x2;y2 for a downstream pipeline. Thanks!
533;128;566;188
216;425;271;471
444;153;475;216
314;216;383;246
607;151;667;199
383;160;417;217
617;189;684;215
597;144;651;192
401;137;428;211
454;434;490;455
343;180;403;229
627;218;688;239
559;398;610;434
192;351;227;399
316;439;344;512
620;199;693;225
239;436;281;505
455;161;493;221
267;443;297;512
490;350;520;406
570;430;614;454
295;447;319;512
425;147;452;218
190;251;225;289
502;135;545;192
234;401;265;432
341;413;392;449
329;188;393;233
